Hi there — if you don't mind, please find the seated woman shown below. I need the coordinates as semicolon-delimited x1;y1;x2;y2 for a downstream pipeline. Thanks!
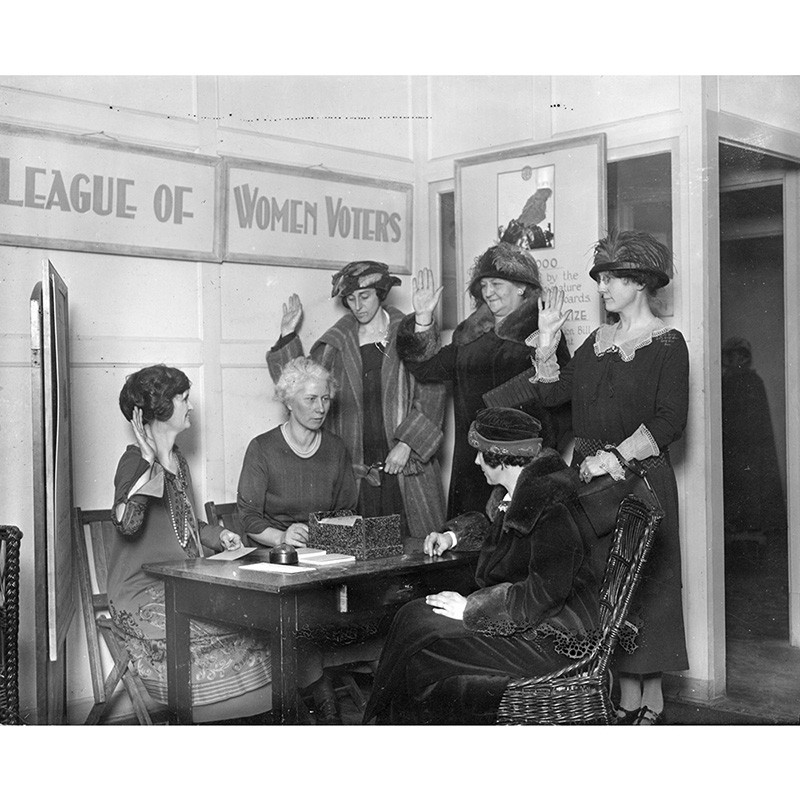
237;356;358;547
110;364;271;724
363;407;599;725
237;356;374;723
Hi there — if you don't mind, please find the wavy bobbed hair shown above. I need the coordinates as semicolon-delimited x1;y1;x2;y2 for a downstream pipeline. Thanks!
119;364;191;424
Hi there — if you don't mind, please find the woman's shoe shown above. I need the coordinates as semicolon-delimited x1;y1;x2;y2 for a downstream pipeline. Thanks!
615;706;641;725
635;705;666;725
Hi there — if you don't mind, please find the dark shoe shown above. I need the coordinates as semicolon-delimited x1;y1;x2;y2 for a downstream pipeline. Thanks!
635;705;666;725
615;706;641;725
311;675;341;725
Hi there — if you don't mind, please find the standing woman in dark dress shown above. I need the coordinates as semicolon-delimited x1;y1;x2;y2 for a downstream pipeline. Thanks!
267;261;446;552
490;230;689;725
396;242;571;517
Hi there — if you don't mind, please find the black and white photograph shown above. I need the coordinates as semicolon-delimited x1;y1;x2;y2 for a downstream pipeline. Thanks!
0;6;796;797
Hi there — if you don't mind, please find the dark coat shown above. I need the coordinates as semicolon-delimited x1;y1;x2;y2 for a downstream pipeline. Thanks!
396;299;571;518
363;450;599;724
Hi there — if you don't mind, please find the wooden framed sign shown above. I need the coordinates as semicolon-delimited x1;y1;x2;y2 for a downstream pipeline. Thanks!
455;134;607;352
223;158;413;272
0;123;222;261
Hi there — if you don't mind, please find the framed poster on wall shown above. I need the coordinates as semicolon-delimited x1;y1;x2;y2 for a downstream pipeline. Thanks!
222;158;413;273
455;134;607;352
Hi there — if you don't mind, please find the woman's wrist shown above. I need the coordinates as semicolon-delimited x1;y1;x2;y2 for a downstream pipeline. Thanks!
415;313;434;328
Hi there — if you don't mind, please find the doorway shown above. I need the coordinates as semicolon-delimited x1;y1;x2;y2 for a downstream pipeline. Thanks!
719;143;800;717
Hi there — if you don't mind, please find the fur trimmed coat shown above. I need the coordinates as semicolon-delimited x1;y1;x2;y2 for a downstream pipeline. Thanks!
363;450;599;725
267;305;446;547
396;298;572;517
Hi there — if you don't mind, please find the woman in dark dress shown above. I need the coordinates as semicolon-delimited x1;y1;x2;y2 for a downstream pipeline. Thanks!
396;242;571;518
110;365;272;723
363;408;598;725
488;230;690;725
267;261;446;552
238;356;385;724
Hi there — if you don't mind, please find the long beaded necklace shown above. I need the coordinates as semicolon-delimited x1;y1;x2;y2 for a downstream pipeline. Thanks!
164;452;201;556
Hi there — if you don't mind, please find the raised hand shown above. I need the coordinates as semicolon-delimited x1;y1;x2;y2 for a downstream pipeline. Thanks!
411;268;443;326
537;287;570;344
280;293;304;337
131;407;157;465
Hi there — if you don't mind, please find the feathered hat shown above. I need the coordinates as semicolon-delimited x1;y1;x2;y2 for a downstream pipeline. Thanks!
330;260;401;307
588;229;673;288
467;241;541;303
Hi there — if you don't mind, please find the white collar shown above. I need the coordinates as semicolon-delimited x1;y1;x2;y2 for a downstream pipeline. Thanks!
593;318;670;362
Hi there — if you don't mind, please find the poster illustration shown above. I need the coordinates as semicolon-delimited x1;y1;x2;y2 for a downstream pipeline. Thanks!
497;164;555;249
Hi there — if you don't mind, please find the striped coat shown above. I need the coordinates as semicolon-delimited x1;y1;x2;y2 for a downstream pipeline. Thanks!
267;306;447;547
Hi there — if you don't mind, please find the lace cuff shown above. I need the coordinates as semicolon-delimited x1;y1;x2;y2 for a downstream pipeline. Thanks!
524;330;562;384
616;424;659;462
594;450;626;481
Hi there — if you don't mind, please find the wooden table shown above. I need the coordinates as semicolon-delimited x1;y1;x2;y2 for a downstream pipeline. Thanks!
144;551;478;724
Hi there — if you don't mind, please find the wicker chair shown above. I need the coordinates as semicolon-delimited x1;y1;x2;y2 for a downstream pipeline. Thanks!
1;525;22;725
496;494;662;724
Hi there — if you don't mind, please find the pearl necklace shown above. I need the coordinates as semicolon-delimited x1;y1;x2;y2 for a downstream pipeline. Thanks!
282;422;321;458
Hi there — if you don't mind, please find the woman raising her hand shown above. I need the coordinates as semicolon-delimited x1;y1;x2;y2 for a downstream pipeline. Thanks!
488;230;690;725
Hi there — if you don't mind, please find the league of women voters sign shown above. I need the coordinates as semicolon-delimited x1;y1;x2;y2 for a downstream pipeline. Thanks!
0;123;413;271
0;124;222;261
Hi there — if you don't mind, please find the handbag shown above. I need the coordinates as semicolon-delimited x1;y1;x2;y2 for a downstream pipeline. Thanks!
573;447;663;540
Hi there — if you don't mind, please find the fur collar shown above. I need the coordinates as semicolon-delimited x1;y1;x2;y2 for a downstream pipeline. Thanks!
452;297;541;348
486;449;580;536
317;305;404;351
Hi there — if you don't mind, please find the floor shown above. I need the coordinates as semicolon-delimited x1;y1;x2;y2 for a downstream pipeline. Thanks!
717;527;800;724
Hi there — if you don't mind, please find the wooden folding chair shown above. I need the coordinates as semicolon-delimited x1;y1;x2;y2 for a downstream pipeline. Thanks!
204;500;243;534
73;507;166;725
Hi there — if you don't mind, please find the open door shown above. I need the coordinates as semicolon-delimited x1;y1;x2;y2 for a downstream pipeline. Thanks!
30;259;76;724
719;142;800;715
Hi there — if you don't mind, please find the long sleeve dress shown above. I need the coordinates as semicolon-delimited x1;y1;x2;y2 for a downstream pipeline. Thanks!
363;450;599;725
267;305;446;551
108;445;272;707
395;298;571;518
485;319;690;674
236;426;358;539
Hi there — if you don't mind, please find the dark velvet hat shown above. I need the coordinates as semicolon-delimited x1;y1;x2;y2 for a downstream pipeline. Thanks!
468;407;543;457
467;242;542;303
588;229;673;288
330;260;401;301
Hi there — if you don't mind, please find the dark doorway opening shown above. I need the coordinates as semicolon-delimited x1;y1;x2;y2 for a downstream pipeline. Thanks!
719;146;793;715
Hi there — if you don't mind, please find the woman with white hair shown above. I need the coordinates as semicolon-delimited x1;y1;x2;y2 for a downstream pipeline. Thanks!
236;356;361;723
237;356;357;547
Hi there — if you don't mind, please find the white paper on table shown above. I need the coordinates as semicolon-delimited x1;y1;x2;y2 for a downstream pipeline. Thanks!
317;515;362;526
207;547;257;561
239;562;316;573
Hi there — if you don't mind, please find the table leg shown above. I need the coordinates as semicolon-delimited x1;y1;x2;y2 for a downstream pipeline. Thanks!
164;579;193;724
270;594;300;724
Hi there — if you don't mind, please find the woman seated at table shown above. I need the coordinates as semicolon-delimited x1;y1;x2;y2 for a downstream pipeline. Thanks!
363;407;599;725
110;364;272;723
237;356;373;723
237;356;358;547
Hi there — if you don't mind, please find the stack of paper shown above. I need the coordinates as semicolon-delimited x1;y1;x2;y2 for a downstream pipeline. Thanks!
298;551;356;566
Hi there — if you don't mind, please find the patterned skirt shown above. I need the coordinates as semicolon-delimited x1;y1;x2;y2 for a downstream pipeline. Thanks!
112;585;271;707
